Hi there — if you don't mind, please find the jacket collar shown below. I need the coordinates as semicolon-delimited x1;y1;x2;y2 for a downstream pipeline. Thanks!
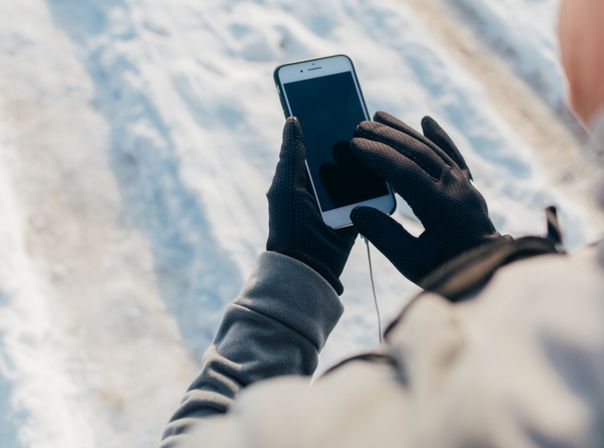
588;112;604;208
588;110;604;167
588;110;604;261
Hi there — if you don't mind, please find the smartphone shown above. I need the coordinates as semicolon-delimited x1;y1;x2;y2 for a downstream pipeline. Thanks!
274;55;396;229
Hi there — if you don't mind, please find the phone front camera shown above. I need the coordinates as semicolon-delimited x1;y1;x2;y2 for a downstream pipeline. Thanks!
300;70;303;73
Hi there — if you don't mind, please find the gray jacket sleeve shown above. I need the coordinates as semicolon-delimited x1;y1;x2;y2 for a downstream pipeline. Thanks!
160;251;343;446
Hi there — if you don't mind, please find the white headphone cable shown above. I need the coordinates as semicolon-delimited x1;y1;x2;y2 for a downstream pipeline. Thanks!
363;236;383;344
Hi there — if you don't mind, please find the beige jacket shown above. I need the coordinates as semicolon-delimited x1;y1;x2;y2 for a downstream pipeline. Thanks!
186;244;603;448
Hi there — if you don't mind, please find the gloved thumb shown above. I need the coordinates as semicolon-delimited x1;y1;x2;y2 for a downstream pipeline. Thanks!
350;206;418;272
277;117;307;189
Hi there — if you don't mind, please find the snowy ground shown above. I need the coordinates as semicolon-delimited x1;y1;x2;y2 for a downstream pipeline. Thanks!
0;0;601;446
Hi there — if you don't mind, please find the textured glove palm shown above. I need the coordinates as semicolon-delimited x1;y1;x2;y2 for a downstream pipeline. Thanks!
267;118;358;295
350;112;500;286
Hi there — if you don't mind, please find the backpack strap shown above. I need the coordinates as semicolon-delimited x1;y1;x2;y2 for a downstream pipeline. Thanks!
419;206;566;303
320;208;568;374
384;207;567;337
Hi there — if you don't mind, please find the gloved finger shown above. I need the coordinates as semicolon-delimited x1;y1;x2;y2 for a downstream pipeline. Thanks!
277;117;307;190
421;116;473;179
373;111;455;168
350;206;418;272
350;137;436;206
356;120;446;179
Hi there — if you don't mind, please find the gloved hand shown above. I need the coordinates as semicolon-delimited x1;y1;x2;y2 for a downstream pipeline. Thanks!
267;117;358;295
349;112;501;286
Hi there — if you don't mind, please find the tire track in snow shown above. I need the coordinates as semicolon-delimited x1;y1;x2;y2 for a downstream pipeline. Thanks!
0;97;96;446
1;1;208;446
45;0;244;357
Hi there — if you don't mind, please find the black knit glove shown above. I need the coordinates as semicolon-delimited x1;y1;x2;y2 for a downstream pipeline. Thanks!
349;112;501;286
267;117;358;295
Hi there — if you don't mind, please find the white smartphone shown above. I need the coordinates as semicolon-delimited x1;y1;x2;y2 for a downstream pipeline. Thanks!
274;55;396;229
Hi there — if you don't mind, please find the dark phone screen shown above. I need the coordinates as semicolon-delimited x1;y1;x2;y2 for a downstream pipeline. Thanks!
283;71;389;212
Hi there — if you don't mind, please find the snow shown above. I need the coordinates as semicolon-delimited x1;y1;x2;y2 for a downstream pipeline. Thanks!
448;0;566;109
0;0;600;446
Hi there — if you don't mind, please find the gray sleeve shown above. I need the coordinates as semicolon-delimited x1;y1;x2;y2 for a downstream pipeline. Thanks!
160;251;343;446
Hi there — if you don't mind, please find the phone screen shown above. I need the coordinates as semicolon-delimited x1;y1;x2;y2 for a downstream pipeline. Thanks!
283;72;389;212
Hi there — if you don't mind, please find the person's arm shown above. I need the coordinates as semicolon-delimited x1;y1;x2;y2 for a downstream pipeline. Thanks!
161;118;357;446
161;251;342;446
